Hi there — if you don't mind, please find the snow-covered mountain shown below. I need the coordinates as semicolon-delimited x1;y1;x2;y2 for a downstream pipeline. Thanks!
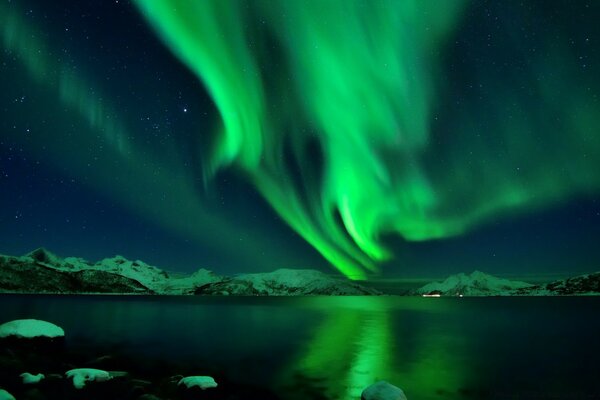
513;272;600;296
414;271;535;296
0;248;379;296
195;268;381;296
415;270;600;296
0;248;224;295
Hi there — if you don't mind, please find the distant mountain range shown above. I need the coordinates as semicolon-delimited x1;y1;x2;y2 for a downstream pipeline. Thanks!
1;248;598;296
0;248;380;296
414;270;600;296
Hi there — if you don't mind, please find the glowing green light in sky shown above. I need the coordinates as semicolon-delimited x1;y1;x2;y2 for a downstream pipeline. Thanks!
134;0;600;278
5;0;599;278
0;0;278;265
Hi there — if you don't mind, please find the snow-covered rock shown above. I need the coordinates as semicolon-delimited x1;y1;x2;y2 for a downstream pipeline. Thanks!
178;376;218;390
196;268;381;296
415;271;534;296
0;389;15;400
65;368;112;389
20;372;45;384
0;319;64;338
362;381;407;400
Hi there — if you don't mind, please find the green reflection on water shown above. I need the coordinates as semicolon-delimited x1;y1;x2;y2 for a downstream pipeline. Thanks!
279;297;470;400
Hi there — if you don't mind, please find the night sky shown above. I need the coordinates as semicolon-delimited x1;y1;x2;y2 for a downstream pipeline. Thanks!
1;0;599;280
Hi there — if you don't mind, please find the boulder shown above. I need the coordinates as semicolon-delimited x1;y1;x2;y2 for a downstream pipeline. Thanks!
178;376;217;390
20;372;45;384
0;389;15;400
0;319;64;339
65;368;112;389
362;381;407;400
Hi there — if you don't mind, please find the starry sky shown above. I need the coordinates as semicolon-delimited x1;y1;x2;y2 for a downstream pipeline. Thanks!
1;0;599;280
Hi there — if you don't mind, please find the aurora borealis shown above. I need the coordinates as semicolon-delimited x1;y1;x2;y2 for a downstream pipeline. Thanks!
1;0;599;279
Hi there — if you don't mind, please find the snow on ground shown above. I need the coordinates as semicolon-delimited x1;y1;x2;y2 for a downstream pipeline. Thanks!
65;368;112;389
362;381;407;400
20;372;45;384
0;389;15;400
178;376;218;390
0;319;65;338
416;271;534;296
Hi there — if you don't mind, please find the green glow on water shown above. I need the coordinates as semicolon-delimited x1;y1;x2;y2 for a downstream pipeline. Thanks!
278;297;470;399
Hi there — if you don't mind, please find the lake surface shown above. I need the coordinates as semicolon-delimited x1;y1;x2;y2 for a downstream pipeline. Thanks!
1;295;599;400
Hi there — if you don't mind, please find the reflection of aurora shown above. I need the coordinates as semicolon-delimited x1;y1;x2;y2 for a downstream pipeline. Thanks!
279;298;469;400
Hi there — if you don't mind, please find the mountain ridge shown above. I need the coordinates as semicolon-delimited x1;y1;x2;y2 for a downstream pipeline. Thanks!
0;248;380;296
414;270;600;296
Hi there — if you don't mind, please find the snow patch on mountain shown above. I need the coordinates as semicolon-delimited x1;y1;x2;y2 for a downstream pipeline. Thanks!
196;268;381;296
415;271;535;296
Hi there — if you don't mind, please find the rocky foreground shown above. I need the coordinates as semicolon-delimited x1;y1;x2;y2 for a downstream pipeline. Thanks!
0;319;283;400
0;319;407;400
414;270;600;296
0;248;380;296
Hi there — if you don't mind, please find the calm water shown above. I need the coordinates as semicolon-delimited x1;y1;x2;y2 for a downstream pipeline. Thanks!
1;295;599;400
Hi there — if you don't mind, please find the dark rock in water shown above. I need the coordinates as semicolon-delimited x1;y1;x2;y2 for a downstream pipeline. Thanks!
83;355;116;369
176;383;280;400
362;381;408;400
62;377;135;400
0;336;66;371
20;388;45;400
137;395;163;400
0;336;284;400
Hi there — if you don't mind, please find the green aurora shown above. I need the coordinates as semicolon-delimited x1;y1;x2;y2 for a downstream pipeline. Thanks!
2;0;599;278
134;0;600;278
0;0;289;266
